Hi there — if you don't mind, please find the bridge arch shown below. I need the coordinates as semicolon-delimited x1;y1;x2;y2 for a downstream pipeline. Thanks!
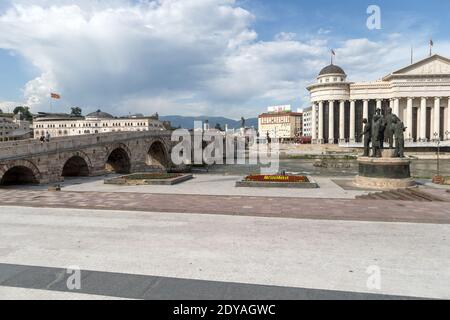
105;144;132;174
0;160;41;186
146;139;170;170
61;152;92;177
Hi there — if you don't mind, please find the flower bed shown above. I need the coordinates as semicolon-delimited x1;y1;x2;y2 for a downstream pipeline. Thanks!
236;174;318;189
105;173;193;185
244;175;309;183
124;173;183;180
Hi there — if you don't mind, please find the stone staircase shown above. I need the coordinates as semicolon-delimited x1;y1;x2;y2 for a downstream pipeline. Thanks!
356;187;449;202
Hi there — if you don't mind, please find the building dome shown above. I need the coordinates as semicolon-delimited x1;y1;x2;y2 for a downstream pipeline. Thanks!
319;64;346;76
86;110;114;119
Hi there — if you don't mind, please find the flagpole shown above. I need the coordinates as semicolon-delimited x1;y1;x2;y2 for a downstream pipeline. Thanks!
429;39;433;57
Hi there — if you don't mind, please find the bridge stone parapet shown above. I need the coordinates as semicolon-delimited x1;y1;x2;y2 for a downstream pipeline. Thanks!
0;131;179;185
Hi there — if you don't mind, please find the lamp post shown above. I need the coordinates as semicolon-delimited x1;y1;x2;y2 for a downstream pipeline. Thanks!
433;132;440;178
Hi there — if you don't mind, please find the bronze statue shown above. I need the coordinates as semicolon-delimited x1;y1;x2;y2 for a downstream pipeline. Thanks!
393;116;406;158
240;117;246;129
371;110;383;158
384;107;395;148
361;118;371;157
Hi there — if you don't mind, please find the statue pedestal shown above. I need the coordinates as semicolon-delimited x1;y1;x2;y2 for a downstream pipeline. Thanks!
381;148;396;158
354;153;415;190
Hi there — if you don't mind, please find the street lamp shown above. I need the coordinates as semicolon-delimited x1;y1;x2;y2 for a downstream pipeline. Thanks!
433;132;441;178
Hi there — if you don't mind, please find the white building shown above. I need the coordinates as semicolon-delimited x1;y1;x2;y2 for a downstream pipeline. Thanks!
258;111;303;141
0;113;32;142
302;107;313;137
307;54;450;145
33;110;167;139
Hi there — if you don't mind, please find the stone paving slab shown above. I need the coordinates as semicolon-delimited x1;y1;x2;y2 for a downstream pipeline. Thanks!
0;189;449;224
0;263;417;300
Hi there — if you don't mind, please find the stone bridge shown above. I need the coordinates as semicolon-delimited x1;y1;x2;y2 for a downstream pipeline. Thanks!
0;131;180;185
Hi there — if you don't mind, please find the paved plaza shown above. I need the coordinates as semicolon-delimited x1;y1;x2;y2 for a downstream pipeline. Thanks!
0;174;450;299
0;206;450;299
17;175;371;199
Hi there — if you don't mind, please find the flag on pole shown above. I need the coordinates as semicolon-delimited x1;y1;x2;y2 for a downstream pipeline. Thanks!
331;49;336;64
429;39;434;56
51;93;61;99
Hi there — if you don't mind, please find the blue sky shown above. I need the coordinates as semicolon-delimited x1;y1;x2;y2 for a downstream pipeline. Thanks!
0;0;449;118
241;0;448;40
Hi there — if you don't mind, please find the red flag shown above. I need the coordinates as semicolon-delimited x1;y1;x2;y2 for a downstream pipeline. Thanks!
51;93;61;99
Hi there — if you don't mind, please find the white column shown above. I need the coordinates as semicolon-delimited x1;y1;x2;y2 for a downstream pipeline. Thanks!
420;97;427;142
447;98;450;140
329;100;335;144
434;97;441;140
416;104;421;141
318;101;324;143
350;100;356;143
339;100;345;143
376;99;382;111
406;98;413;141
363;100;369;120
393;98;400;117
311;104;317;141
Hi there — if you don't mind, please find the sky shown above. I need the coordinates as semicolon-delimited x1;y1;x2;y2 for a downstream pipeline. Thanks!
0;0;449;119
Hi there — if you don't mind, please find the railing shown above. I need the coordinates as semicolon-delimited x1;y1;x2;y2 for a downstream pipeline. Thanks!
339;140;450;148
0;130;173;160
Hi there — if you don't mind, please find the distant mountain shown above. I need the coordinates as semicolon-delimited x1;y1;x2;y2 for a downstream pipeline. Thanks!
160;115;258;130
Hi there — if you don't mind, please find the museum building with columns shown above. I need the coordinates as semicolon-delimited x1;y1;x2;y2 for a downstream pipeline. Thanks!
307;54;450;146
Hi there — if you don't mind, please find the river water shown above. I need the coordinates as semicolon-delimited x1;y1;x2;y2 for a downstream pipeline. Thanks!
204;158;450;178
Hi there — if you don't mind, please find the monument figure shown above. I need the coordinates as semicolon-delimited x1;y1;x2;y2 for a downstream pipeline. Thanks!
240;117;246;128
371;110;383;158
393;116;407;158
377;108;386;149
354;111;414;189
361;118;371;157
384;107;395;148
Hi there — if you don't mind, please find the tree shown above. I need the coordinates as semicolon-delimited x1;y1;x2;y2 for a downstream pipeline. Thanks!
71;107;83;117
13;106;33;121
214;123;223;131
0;108;3;114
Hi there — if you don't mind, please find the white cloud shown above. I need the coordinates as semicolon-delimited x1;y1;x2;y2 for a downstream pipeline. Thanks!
0;0;447;119
0;101;22;113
